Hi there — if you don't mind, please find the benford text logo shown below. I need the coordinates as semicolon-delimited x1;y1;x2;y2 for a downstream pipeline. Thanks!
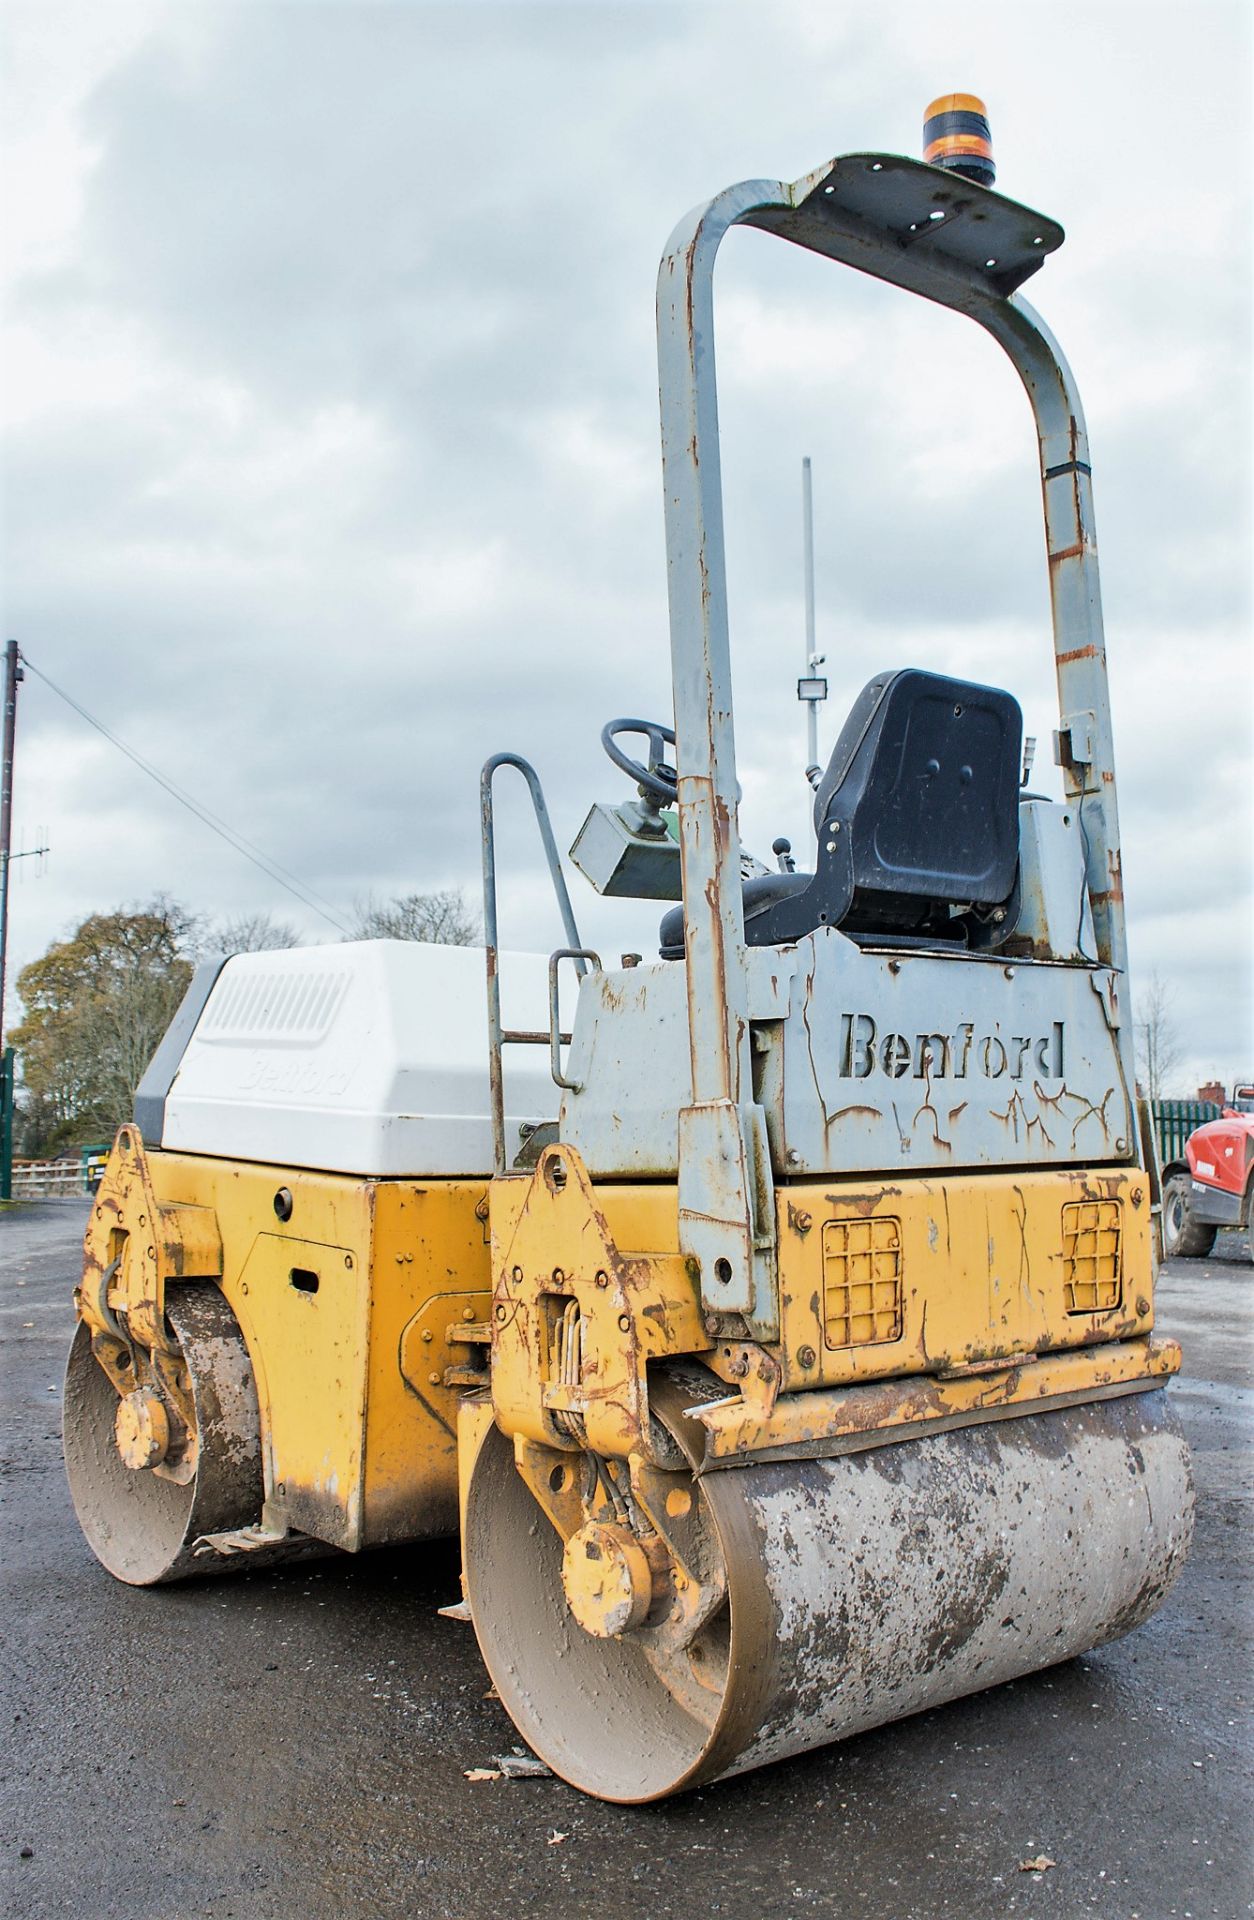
839;1013;1065;1082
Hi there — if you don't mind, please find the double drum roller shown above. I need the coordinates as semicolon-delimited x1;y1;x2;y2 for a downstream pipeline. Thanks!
60;103;1194;1807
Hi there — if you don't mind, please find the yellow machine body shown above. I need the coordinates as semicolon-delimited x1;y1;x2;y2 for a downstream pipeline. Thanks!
73;1126;1179;1566
488;1148;1172;1453
77;1129;492;1554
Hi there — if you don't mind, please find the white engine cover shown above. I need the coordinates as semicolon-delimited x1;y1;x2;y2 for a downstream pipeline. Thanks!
159;941;561;1177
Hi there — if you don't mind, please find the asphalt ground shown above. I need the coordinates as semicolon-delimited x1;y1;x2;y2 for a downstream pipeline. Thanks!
1;1199;1250;1920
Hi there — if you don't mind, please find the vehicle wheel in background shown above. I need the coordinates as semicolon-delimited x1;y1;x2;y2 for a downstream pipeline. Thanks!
1162;1171;1217;1259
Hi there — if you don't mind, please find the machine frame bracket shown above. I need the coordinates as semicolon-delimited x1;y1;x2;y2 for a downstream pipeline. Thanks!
81;1126;223;1360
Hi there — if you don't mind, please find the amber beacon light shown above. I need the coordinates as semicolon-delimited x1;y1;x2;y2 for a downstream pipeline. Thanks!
923;92;995;186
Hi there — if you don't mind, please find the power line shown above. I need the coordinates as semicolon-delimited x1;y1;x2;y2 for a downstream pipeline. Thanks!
21;652;352;937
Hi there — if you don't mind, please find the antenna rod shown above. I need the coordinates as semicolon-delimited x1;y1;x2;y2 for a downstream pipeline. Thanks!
802;458;817;769
798;459;827;791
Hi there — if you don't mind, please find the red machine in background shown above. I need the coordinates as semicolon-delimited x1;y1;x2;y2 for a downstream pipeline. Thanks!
1162;1084;1254;1259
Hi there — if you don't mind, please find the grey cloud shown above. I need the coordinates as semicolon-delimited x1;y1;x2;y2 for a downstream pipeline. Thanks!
3;2;1249;1081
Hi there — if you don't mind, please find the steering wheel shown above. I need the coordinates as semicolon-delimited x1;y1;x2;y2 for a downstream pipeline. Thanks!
601;718;678;808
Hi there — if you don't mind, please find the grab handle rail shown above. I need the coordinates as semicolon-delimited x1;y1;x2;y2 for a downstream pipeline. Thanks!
480;753;587;1173
548;950;602;1092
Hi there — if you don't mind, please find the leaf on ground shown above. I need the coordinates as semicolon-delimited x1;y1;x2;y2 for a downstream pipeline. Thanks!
463;1767;502;1783
548;1830;568;1846
1018;1855;1057;1873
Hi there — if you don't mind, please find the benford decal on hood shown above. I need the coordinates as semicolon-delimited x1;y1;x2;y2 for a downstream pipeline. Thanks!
838;1012;1065;1083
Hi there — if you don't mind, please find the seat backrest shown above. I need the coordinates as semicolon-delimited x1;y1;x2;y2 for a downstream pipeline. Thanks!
813;667;1022;919
657;667;1024;958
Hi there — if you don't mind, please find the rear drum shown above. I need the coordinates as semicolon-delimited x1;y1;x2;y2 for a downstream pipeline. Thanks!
65;1283;287;1584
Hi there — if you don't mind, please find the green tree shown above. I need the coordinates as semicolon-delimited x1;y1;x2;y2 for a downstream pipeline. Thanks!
11;896;198;1154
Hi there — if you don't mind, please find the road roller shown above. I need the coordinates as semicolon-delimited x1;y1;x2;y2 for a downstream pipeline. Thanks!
64;103;1194;1804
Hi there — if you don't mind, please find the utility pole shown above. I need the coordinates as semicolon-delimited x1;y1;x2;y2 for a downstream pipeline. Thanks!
0;640;21;1201
797;457;828;792
0;638;21;1058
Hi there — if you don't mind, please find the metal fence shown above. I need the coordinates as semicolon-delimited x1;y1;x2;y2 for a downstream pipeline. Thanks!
1152;1099;1221;1170
9;1145;109;1199
11;1161;84;1198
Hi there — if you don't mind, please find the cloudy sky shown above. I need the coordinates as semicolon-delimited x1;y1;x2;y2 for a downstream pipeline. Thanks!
2;0;1250;1089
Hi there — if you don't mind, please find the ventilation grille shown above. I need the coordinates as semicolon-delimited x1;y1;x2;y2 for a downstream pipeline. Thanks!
200;970;350;1044
822;1216;903;1349
1062;1198;1123;1312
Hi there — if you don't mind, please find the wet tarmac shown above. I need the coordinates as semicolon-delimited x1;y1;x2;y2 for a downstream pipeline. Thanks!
2;1199;1250;1920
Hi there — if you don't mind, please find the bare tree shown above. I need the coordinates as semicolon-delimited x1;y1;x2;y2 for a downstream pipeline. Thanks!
213;911;303;954
348;889;479;946
1135;969;1184;1102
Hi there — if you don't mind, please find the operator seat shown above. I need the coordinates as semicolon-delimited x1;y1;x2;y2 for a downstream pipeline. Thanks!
658;668;1022;957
